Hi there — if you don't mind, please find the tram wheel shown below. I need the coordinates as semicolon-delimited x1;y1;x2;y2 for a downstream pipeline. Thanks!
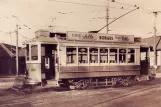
122;80;130;87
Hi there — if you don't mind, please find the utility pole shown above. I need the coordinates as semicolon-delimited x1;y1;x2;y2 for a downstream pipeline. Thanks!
152;11;161;72
48;25;54;32
16;25;19;76
106;0;115;34
106;0;109;34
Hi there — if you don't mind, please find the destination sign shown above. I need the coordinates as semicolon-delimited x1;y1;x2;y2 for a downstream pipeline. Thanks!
67;31;134;43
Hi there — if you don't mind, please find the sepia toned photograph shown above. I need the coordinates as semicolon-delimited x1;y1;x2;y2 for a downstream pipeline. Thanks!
0;0;161;107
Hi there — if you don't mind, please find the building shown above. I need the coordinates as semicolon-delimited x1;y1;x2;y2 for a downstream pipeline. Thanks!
141;36;161;72
0;43;25;76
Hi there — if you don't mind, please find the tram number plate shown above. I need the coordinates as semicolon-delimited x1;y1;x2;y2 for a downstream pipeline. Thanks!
31;68;36;72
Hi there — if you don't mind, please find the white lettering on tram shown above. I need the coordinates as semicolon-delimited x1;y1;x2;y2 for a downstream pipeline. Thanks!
115;35;129;41
99;36;113;40
67;31;134;43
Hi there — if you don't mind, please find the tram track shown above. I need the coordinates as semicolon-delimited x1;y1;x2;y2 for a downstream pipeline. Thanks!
32;81;161;106
0;79;161;107
84;83;161;107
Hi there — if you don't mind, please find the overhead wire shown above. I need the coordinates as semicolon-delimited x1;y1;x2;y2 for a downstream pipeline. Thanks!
111;1;153;13
49;0;137;10
19;33;32;40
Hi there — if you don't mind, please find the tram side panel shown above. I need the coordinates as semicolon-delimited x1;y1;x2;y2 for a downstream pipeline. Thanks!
59;66;140;79
58;46;141;80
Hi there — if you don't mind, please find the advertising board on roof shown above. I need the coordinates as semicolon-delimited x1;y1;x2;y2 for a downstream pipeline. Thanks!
67;31;134;43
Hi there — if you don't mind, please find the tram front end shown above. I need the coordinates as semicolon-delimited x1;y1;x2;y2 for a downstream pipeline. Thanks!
24;43;42;86
24;41;59;88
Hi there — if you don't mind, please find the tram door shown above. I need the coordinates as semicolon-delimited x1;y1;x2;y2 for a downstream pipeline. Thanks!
41;44;57;80
140;47;150;75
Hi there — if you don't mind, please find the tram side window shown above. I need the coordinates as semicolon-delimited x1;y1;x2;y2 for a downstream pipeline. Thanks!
90;48;98;63
78;48;88;64
66;47;77;64
26;44;29;61
100;48;108;63
110;49;117;63
128;49;135;63
31;45;38;60
119;49;126;63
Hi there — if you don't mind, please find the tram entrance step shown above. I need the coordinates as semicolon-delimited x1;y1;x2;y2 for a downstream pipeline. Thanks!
137;75;149;81
46;79;58;86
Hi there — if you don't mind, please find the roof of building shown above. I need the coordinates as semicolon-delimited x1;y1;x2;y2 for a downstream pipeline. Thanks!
141;36;161;50
0;43;21;58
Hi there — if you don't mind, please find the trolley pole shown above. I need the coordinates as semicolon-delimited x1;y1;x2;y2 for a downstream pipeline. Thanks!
16;25;19;76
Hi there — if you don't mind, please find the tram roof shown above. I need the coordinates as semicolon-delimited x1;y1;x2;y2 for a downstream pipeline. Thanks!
23;36;150;47
23;30;150;47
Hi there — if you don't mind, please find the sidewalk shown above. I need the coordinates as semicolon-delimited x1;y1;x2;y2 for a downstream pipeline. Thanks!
156;73;161;78
0;75;27;90
0;77;16;90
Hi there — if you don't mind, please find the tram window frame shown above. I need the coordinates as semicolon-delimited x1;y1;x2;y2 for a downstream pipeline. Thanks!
26;44;29;61
127;48;135;63
89;48;98;64
31;44;38;61
66;47;77;64
78;47;88;64
119;49;126;64
109;48;118;64
100;48;108;64
53;50;58;64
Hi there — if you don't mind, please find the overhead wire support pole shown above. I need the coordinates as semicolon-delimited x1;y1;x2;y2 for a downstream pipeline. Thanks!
153;12;157;67
106;0;109;34
152;11;161;73
16;25;19;76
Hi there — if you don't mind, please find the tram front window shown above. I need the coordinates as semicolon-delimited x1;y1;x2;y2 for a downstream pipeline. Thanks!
66;47;77;64
78;48;88;64
31;45;38;60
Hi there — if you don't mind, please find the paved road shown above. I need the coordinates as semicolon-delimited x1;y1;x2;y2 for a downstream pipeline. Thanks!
93;85;161;107
0;78;161;107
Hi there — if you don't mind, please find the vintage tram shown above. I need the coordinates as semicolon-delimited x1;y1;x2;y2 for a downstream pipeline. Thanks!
24;30;150;89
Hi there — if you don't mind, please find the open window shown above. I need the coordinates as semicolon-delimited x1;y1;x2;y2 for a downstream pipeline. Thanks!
128;48;135;63
100;48;108;63
78;47;88;64
90;48;98;64
110;48;118;63
119;49;126;63
66;47;77;64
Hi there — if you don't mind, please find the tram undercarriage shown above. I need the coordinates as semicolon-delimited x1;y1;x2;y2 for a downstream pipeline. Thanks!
15;76;136;91
59;76;136;90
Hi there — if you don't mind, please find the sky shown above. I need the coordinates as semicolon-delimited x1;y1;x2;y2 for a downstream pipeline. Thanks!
0;0;161;47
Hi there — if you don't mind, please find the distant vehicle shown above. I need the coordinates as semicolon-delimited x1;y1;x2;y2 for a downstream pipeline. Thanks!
23;30;151;89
